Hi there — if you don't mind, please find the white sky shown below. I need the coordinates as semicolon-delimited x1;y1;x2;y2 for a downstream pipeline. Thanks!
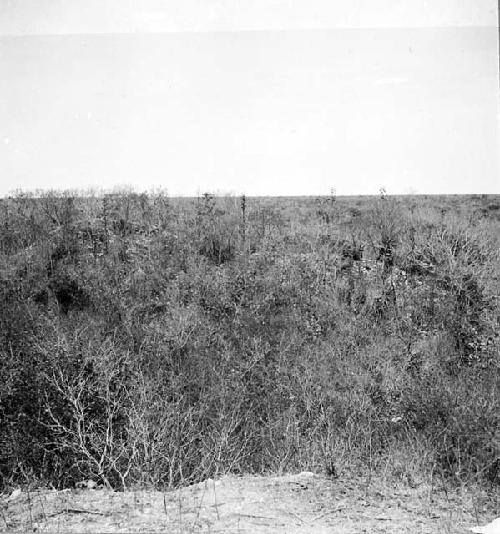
0;1;498;196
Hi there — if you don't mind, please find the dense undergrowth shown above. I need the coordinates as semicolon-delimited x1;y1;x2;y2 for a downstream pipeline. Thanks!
0;191;499;491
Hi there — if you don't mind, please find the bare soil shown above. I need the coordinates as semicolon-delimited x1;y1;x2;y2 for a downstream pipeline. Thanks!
1;472;498;533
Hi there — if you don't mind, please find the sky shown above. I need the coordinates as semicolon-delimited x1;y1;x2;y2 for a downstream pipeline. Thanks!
0;0;498;196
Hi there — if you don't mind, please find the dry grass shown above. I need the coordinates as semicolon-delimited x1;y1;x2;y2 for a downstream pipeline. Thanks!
2;472;499;533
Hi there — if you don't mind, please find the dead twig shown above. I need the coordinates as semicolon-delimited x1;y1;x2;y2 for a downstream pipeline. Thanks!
0;506;9;530
278;508;305;523
310;508;342;523
212;480;220;521
48;508;105;517
235;513;279;520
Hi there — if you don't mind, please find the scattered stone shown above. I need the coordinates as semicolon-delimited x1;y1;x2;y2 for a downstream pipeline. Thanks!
469;517;500;534
76;480;98;490
6;488;22;502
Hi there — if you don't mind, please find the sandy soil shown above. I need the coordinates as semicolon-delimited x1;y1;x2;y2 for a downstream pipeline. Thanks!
1;472;498;533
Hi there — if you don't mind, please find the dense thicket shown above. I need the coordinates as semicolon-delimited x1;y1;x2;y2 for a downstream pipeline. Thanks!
0;191;499;490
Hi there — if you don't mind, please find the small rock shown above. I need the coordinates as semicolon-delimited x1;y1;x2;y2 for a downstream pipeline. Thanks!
7;488;22;502
469;517;500;534
76;479;98;490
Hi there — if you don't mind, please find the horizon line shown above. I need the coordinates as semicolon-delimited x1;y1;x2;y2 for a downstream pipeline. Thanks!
1;191;498;200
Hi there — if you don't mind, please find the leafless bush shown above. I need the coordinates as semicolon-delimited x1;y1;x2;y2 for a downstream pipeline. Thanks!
1;192;499;491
